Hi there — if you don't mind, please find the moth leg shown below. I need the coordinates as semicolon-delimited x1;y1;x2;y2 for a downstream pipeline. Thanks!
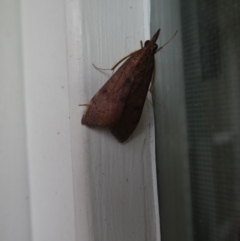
146;98;153;105
110;48;141;71
147;94;163;108
147;59;162;107
156;30;178;53
92;64;112;71
151;95;163;107
79;104;88;106
149;58;156;92
146;96;162;108
92;53;133;74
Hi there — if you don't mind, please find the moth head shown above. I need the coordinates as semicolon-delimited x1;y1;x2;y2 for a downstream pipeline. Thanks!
144;40;158;53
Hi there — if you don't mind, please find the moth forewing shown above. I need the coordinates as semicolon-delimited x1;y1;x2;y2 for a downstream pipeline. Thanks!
81;28;177;142
81;48;144;126
110;58;155;142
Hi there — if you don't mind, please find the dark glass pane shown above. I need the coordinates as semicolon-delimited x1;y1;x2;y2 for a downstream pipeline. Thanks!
181;0;240;240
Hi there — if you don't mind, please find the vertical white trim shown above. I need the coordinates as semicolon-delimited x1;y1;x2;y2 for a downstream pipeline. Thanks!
0;1;31;240
20;0;75;240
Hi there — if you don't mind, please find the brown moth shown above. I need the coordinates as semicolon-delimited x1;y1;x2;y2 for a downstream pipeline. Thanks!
81;29;177;142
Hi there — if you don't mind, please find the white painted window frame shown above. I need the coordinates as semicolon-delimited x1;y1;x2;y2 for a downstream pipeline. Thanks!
0;0;183;240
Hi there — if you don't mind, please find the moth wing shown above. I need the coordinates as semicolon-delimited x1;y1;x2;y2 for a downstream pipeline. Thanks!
82;50;143;126
110;63;154;142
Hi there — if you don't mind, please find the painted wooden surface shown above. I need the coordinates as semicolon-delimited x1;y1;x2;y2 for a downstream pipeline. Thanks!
66;0;160;240
0;1;31;240
20;0;75;240
0;0;160;241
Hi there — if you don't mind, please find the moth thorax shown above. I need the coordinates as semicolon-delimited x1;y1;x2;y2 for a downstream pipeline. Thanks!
144;40;158;53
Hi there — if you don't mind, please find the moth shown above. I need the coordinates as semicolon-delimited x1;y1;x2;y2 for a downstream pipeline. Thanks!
81;29;177;142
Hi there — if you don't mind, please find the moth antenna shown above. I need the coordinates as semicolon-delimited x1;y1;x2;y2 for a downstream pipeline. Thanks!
156;30;178;53
79;104;88;106
140;40;143;48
